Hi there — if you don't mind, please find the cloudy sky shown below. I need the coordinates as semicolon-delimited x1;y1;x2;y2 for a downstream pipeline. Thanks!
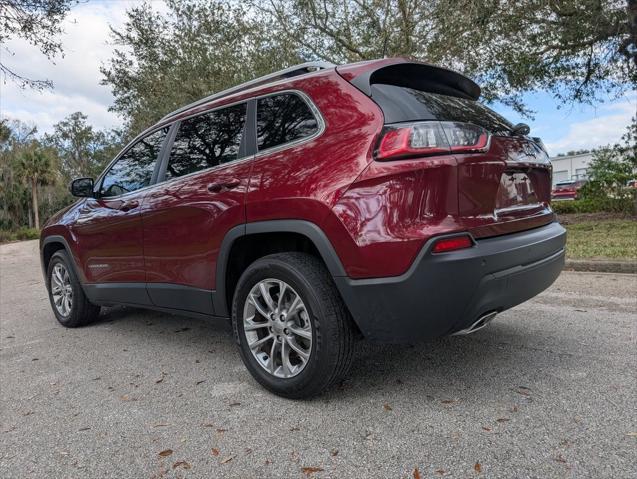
1;1;635;156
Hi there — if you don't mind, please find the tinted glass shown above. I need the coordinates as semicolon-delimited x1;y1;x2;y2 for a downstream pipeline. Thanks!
100;128;167;197
166;103;246;179
256;94;319;151
371;84;513;135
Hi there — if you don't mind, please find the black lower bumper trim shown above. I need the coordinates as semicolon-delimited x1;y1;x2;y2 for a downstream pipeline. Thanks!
334;222;566;343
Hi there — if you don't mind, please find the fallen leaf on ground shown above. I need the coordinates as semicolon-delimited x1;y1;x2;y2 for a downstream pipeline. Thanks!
120;395;137;401
220;456;233;464
554;455;567;463
290;426;300;431
441;399;456;404
244;448;252;454
474;462;482;473
413;467;421;479
216;428;227;433
155;373;165;384
510;405;519;412
482;427;492;432
330;449;338;456
211;448;220;456
158;449;173;457
625;432;637;437
78;427;91;432
383;403;393;411
196;380;205;385
496;418;510;423
153;423;169;428
435;469;446;476
265;459;272;465
172;461;191;470
175;327;190;333
229;401;241;407
202;423;214;428
516;387;531;396
301;466;324;475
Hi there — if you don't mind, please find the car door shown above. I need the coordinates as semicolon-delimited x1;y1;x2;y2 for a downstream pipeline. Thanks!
141;102;252;315
71;127;169;303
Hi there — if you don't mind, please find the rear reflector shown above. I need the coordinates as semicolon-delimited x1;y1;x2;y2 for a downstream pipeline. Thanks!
376;121;489;160
432;235;473;253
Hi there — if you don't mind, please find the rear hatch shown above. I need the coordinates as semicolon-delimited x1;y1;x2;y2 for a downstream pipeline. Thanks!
339;60;554;238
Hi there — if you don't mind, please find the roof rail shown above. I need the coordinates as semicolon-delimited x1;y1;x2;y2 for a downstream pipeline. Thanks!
161;61;336;121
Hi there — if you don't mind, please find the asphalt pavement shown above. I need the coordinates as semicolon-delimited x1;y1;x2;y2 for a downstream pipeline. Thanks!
1;240;636;478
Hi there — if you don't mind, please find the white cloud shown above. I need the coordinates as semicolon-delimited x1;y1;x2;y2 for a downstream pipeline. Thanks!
0;1;137;133
544;96;636;154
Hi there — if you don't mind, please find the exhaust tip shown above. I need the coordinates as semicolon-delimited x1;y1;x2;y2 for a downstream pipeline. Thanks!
452;311;498;336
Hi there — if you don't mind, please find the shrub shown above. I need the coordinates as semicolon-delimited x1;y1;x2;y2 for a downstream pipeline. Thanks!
551;195;635;215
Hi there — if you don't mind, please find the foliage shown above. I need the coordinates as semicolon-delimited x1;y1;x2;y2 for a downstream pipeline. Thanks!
0;0;77;89
564;219;637;259
579;117;637;201
100;0;302;136
253;0;636;116
0;227;40;243
44;112;123;178
552;196;636;214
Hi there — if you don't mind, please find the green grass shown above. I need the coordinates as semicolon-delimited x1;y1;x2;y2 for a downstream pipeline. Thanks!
564;220;637;260
0;228;40;243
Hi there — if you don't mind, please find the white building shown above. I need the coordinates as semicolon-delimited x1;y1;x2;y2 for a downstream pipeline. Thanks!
549;152;593;185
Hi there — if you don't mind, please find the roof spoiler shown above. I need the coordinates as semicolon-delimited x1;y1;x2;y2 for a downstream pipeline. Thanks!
336;59;480;101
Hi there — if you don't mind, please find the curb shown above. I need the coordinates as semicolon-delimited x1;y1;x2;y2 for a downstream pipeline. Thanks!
564;259;637;274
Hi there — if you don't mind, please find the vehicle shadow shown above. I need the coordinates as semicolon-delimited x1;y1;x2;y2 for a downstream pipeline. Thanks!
93;306;572;404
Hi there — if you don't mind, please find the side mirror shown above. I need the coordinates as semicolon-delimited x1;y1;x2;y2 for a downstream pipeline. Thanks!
70;177;95;198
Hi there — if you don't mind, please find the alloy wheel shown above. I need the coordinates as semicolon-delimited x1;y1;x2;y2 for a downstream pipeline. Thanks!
51;263;73;317
242;278;313;379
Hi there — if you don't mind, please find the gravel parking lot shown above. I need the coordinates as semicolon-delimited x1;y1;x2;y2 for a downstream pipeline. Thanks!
1;240;636;478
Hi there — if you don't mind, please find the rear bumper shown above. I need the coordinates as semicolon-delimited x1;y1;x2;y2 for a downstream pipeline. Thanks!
334;221;566;343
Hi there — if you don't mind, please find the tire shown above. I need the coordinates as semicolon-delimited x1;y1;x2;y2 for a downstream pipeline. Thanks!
232;252;355;399
47;250;100;327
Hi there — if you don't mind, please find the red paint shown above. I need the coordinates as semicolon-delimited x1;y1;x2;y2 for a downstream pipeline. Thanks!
41;58;557;292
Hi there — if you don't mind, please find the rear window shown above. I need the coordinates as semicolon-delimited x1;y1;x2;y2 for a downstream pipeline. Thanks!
371;84;513;135
256;93;319;151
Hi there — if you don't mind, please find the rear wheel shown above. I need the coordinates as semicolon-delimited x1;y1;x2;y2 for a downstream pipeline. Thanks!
232;252;355;399
47;250;100;327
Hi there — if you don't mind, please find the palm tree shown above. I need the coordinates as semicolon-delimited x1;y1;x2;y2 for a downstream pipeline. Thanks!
13;145;57;229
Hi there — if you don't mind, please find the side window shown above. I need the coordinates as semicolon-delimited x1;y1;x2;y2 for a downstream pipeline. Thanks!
166;103;246;179
100;128;168;197
256;93;319;151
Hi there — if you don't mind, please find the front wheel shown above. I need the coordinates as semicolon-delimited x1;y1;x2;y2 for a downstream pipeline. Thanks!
232;253;355;399
47;250;100;327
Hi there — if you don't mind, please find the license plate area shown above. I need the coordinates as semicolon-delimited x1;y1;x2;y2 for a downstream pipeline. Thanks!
494;170;543;218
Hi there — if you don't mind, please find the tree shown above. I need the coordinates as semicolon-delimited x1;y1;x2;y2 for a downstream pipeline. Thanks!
44;112;122;179
580;117;637;204
100;0;302;135
0;0;77;89
253;0;636;115
13;144;57;229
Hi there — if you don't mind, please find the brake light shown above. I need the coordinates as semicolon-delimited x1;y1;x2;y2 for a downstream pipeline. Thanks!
432;235;473;253
376;121;490;161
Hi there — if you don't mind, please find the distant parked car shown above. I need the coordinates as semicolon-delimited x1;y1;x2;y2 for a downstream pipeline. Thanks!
551;179;587;200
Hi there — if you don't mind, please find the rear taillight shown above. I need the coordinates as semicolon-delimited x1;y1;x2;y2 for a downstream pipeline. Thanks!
431;235;474;254
376;121;490;161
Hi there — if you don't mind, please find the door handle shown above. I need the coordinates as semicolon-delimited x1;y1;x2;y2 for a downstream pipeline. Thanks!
119;200;139;212
207;179;241;193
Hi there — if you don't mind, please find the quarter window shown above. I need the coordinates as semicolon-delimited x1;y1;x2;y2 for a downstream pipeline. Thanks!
256;93;319;151
166;103;247;179
100;127;168;197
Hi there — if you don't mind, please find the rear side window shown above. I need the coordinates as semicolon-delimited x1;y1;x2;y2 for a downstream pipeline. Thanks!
100;127;168;197
256;93;319;151
371;84;513;135
166;103;246;179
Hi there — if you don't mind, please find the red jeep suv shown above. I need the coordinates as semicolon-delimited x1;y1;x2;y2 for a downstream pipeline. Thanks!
41;58;566;398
